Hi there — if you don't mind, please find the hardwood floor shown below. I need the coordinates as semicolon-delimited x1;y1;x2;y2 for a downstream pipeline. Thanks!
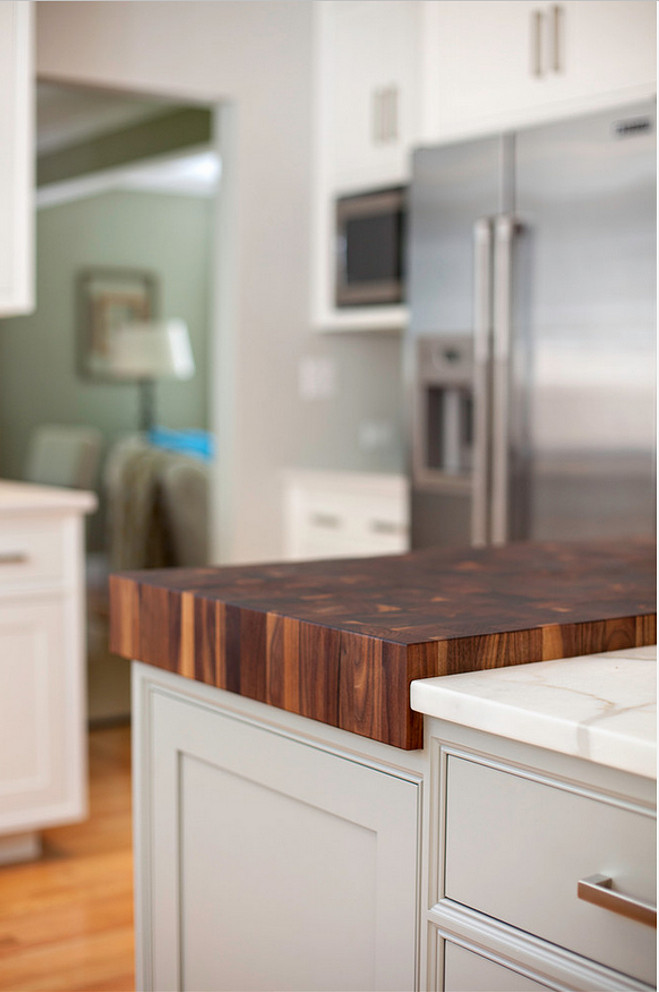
0;726;134;992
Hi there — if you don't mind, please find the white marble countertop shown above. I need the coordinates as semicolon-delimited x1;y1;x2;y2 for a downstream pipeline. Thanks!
411;645;656;779
0;480;97;514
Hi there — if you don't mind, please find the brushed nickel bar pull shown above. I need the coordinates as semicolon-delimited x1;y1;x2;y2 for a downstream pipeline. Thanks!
578;874;657;928
551;5;564;73
370;520;403;536
310;512;340;530
0;552;28;565
531;9;544;77
387;86;398;142
471;217;493;547
372;89;383;143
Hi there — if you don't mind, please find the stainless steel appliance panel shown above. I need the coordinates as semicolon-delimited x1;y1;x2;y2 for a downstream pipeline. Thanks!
408;137;503;548
407;136;504;338
512;103;656;540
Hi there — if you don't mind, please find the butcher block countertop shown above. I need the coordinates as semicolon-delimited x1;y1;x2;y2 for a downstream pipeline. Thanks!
109;539;656;750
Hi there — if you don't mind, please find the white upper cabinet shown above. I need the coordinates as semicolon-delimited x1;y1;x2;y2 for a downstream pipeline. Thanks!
312;1;426;331
0;2;34;317
428;1;657;140
324;1;425;192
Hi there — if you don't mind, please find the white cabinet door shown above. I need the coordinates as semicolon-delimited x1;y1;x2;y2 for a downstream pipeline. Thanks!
0;2;33;316
431;1;656;139
0;596;85;833
570;2;657;101
325;0;424;191
136;675;421;992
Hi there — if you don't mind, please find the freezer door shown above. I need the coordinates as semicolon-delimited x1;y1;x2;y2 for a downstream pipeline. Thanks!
512;103;656;541
407;136;503;549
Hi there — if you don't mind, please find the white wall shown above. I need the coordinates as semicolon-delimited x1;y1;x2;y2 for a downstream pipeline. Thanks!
36;1;405;564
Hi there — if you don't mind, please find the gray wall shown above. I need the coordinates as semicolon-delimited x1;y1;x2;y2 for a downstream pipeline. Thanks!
36;2;405;564
0;188;211;547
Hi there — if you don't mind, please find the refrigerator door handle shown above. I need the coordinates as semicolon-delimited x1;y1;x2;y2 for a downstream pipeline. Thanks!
491;214;516;545
471;217;494;547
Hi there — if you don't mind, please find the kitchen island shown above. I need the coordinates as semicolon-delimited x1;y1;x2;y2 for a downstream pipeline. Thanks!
109;539;656;992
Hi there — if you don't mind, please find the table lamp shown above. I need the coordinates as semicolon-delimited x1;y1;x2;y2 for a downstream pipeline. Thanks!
107;319;195;432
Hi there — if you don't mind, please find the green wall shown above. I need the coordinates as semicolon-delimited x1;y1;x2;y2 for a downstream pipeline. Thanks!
0;189;211;548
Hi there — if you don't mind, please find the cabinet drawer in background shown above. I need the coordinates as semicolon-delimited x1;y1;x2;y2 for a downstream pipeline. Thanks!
283;471;409;561
443;755;656;985
442;939;554;992
0;518;67;591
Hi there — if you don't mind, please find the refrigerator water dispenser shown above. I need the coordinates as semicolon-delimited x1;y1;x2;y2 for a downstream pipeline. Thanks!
414;336;474;489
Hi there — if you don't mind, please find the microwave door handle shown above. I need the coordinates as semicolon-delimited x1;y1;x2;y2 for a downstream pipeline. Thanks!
471;217;493;547
491;214;516;545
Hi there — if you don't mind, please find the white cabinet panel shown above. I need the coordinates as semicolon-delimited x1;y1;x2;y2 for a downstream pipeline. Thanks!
311;1;421;331
570;3;657;101
431;1;656;139
0;597;84;833
0;486;93;858
136;672;421;992
328;0;424;191
283;470;409;561
0;2;33;316
0;517;68;592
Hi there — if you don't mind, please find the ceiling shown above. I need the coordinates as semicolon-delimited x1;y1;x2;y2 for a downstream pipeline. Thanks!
36;82;220;202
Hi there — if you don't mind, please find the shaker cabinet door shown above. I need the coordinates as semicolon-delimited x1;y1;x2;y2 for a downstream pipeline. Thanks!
137;677;421;992
430;1;656;139
326;0;424;190
0;597;84;833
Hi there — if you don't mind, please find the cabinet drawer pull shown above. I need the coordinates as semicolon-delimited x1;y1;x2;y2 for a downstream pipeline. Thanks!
310;512;341;530
0;552;28;566
551;5;564;73
531;9;545;77
370;520;402;536
578;874;657;928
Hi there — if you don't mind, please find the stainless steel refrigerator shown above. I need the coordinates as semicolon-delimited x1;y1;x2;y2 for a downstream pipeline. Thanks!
406;101;656;548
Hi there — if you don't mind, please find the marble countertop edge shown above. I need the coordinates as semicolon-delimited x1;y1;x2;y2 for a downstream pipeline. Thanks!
410;647;657;779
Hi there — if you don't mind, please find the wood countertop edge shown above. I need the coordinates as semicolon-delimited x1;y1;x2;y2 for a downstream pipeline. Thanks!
109;568;656;750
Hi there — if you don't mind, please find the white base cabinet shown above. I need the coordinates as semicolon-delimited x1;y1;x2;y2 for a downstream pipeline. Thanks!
132;662;656;992
133;663;425;992
282;470;409;561
426;721;656;992
0;483;95;861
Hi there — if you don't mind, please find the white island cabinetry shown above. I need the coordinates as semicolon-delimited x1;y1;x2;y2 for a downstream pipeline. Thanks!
133;663;425;992
132;646;656;992
412;647;657;992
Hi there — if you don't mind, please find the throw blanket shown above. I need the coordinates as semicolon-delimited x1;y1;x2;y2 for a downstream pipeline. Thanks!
106;438;178;571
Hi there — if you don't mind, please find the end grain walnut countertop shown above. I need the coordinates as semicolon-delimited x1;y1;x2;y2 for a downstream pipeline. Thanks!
109;539;656;750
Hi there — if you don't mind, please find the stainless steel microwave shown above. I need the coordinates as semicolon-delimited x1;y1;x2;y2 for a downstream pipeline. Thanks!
335;186;406;307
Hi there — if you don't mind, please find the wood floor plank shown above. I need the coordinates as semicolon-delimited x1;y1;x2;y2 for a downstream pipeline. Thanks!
0;726;134;992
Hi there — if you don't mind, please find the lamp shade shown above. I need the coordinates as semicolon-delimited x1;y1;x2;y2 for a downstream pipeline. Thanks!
108;320;195;380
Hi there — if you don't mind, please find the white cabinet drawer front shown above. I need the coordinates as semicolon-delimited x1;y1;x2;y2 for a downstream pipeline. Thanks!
444;755;656;985
442;940;554;992
286;479;409;559
0;518;67;591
